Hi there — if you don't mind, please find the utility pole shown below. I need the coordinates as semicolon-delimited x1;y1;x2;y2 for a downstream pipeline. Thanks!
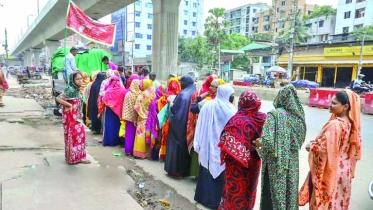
37;0;40;14
287;0;298;79
4;28;9;78
357;32;366;76
272;0;278;67
218;43;221;78
120;14;125;66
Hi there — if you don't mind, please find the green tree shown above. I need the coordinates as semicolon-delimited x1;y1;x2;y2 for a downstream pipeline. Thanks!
221;34;250;50
304;5;336;20
178;36;192;62
280;13;310;43
231;53;250;70
352;26;373;41
204;8;231;71
251;33;273;42
184;35;208;69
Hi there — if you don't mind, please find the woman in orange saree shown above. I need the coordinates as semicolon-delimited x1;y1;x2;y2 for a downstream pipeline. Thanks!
299;90;362;210
158;77;181;160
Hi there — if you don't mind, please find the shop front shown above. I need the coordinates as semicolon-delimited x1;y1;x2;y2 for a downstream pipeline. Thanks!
277;43;373;87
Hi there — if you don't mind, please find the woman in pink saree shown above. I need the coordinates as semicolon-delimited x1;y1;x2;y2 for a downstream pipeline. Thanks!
299;90;362;210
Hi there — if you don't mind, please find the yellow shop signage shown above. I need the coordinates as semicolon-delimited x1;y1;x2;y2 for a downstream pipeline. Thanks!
324;46;373;56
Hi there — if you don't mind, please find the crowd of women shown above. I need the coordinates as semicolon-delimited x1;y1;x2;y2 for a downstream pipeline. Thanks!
57;69;362;210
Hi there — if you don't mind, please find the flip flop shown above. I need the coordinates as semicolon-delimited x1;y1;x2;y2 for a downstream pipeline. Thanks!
80;159;91;164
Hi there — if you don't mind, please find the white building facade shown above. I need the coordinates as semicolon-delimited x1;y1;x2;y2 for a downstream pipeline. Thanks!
111;0;204;60
335;0;373;36
305;15;336;43
224;3;271;37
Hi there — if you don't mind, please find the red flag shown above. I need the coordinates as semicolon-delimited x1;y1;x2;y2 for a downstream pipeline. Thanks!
66;1;116;46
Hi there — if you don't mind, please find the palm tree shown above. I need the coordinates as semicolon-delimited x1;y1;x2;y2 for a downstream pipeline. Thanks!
280;13;310;44
204;8;231;75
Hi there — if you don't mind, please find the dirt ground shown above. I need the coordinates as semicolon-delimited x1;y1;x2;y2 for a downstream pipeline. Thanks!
6;86;56;108
22;116;200;210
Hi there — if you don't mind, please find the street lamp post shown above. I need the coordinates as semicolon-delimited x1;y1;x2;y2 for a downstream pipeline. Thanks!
27;15;35;28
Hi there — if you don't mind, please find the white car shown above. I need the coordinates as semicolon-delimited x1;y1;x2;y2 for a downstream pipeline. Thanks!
236;74;256;82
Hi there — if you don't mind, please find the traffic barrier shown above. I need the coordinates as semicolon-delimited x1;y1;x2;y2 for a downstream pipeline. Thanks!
363;93;373;115
233;81;252;87
309;89;339;109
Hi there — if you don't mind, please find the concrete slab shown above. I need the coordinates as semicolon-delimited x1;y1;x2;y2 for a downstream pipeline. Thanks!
0;96;44;117
2;157;142;210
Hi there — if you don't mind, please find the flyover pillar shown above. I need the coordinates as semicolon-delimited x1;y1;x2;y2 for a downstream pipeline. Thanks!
23;51;33;67
45;41;61;63
32;49;42;66
151;0;181;81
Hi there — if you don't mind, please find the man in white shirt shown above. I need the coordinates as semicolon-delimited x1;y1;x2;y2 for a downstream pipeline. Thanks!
63;47;78;82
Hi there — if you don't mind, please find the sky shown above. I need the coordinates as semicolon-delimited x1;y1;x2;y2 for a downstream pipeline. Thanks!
0;0;338;54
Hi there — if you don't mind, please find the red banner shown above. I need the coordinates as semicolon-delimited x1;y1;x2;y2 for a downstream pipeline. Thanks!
66;1;116;46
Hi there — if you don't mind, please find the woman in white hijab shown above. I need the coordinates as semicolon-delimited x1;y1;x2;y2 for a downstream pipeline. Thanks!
193;84;237;209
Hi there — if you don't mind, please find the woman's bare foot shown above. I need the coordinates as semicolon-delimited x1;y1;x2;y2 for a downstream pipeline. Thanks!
98;140;103;144
80;159;91;164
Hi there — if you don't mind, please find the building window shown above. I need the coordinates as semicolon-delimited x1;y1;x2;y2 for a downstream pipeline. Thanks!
277;8;279;12
147;24;152;29
145;2;153;8
280;22;285;29
263;25;270;31
135;33;142;38
252;17;256;22
184;20;188;25
135;11;141;17
343;27;349;33
319;20;324;27
264;15;270;22
192;31;196;36
192;22;196;27
183;30;187;35
305;23;312;29
344;11;351;19
281;1;285;6
280;11;286;19
355;8;365;18
354;24;363;30
357;0;365;2
193;12;197;17
184;10;188;15
147;45;152;50
135;1;141;6
135;44;140;49
193;3;197;8
253;9;257;13
185;1;188;6
346;0;352;3
147;34;152;40
148;13;153;19
135;22;140;28
308;11;313;15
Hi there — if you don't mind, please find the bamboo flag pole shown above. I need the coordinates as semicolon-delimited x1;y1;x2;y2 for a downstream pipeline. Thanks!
64;0;72;82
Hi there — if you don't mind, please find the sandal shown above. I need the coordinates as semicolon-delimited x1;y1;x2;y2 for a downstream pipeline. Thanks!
80;159;91;164
98;140;103;144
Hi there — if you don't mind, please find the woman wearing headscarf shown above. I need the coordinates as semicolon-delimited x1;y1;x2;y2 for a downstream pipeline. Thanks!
218;91;267;210
88;73;106;134
82;73;97;126
56;72;90;164
299;90;361;210
164;76;196;178
146;84;165;160
133;79;155;158
122;78;142;155
193;85;237;209
188;78;231;178
102;76;127;147
158;77;181;160
255;84;306;210
125;74;140;89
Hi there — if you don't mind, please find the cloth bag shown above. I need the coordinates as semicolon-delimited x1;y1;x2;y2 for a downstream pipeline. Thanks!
157;104;169;129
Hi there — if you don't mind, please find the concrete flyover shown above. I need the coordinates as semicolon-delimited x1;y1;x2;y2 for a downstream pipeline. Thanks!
11;0;182;81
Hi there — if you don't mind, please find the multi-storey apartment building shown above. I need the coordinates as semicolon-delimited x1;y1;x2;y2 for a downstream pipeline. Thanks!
253;0;315;36
305;15;336;43
224;3;271;37
111;0;204;62
334;0;373;39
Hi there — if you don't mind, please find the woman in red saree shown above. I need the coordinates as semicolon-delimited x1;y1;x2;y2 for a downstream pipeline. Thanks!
158;77;181;160
218;90;266;210
56;72;90;164
299;90;362;210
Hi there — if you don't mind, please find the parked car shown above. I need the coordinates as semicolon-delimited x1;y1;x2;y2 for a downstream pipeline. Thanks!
236;74;259;83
